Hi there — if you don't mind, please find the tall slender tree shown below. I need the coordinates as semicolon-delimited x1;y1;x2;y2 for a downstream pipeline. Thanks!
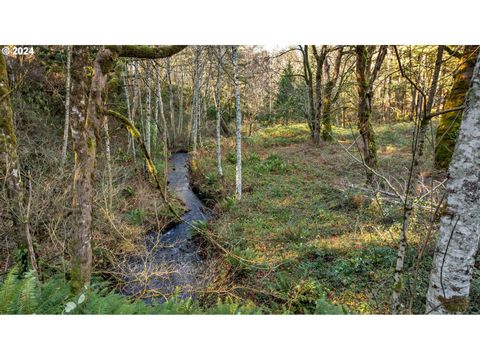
232;46;242;200
166;58;176;146
69;46;96;293
201;59;213;145
215;46;225;178
103;114;113;209
417;45;444;159
190;46;202;152
177;67;184;136
61;45;72;168
321;46;344;141
122;63;136;162
300;45;315;140
1;52;37;272
156;65;169;200
311;45;327;144
145;60;152;156
390;45;445;313
1;53;22;227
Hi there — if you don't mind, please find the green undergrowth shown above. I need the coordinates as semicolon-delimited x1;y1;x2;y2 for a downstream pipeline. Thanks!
190;122;452;314
0;265;348;314
0;266;261;315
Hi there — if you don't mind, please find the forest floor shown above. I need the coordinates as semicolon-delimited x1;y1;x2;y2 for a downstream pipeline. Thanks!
4;112;480;314
191;122;480;314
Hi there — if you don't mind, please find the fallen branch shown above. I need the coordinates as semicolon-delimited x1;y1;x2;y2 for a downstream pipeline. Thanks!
425;106;465;120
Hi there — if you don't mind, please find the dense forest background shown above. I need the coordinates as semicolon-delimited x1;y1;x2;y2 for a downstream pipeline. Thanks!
1;45;479;314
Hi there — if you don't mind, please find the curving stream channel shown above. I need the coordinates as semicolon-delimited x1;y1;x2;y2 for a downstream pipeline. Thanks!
121;152;209;302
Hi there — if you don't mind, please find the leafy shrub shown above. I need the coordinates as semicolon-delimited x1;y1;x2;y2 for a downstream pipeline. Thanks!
125;209;145;225
226;151;236;164
204;172;218;185
253;154;288;174
219;196;236;212
245;152;261;165
270;274;347;314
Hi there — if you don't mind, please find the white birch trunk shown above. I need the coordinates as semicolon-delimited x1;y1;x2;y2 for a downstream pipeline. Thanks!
156;66;169;200
426;53;480;314
215;46;224;177
189;68;196;147
103;116;113;209
200;60;213;146
61;45;72;168
153;62;159;150
135;62;145;151
166;58;176;146
122;63;136;163
145;60;152;156
132;61;140;120
232;46;242;200
178;68;184;136
191;46;202;152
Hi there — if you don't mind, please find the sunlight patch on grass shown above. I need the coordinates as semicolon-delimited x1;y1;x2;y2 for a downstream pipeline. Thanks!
191;121;439;314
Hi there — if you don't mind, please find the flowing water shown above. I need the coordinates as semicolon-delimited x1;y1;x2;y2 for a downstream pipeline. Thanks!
121;152;209;302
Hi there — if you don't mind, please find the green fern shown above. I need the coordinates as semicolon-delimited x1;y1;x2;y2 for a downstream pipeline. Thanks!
36;276;71;314
0;267;262;314
0;266;21;314
17;272;38;314
0;267;38;314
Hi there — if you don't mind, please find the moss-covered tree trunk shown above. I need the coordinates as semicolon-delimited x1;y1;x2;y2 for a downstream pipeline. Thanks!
301;46;315;141
1;53;27;251
355;45;387;184
355;46;377;184
321;47;343;141
1;53;39;274
69;46;186;293
312;46;326;145
69;46;115;293
434;45;479;170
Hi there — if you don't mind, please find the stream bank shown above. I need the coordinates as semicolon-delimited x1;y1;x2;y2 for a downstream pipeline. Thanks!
121;152;210;302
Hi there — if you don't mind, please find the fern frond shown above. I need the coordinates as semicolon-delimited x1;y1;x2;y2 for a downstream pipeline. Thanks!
0;266;20;314
17;271;38;314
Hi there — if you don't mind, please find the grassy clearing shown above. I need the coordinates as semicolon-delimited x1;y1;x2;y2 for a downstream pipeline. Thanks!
190;121;476;314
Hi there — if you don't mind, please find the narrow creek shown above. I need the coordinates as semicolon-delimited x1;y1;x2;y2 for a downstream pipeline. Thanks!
121;152;209;302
